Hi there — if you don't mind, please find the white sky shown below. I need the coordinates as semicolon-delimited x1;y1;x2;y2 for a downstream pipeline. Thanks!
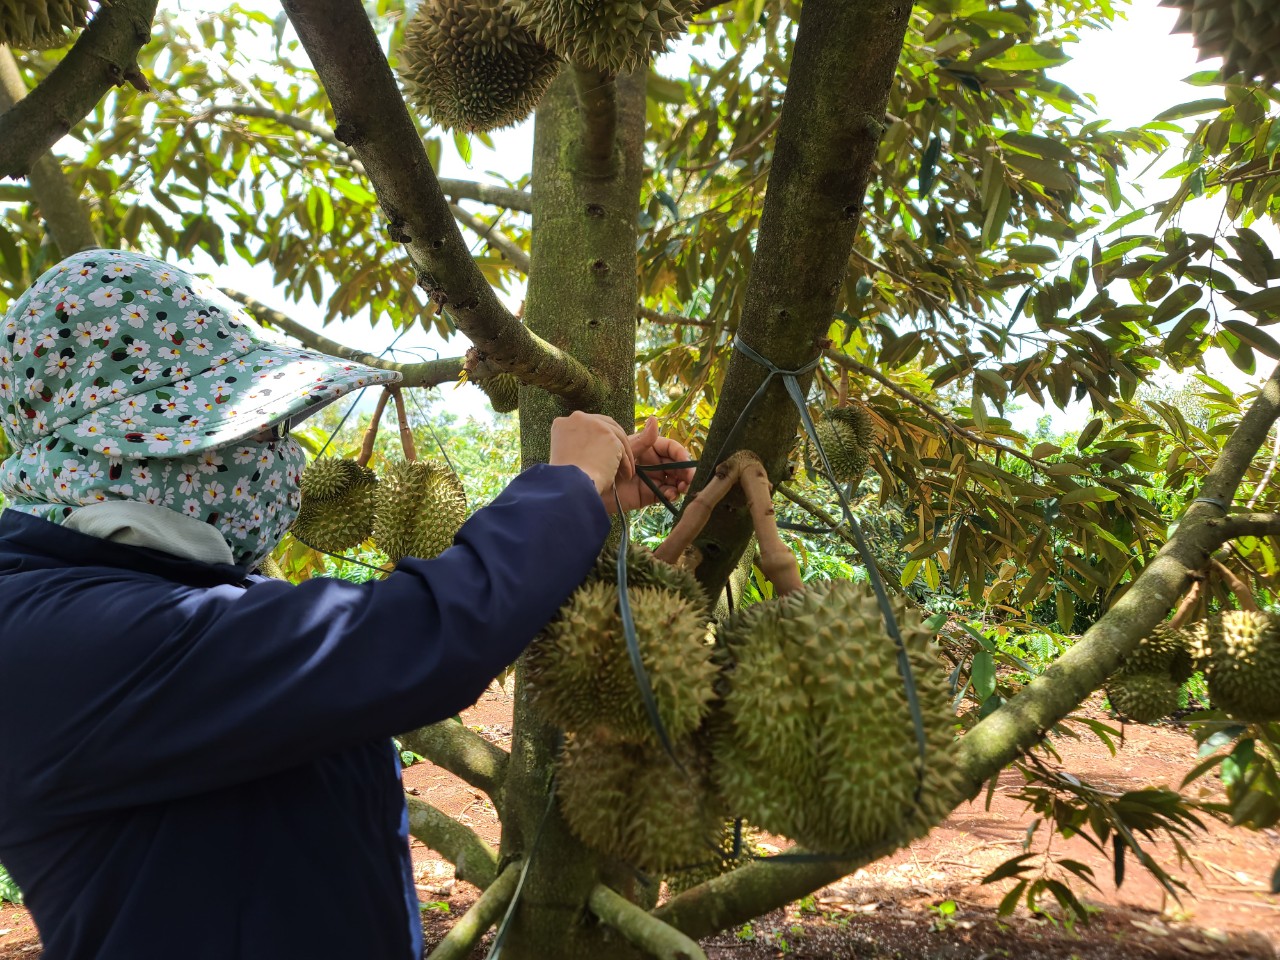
182;0;1260;432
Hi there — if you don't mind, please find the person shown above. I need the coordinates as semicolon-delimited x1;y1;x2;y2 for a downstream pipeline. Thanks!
0;249;694;960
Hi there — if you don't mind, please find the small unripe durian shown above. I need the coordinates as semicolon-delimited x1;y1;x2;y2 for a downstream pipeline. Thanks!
0;0;91;49
509;0;698;75
373;457;468;563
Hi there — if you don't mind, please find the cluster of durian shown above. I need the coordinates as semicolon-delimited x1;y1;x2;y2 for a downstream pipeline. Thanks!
397;0;697;133
373;457;469;563
806;403;877;486
1188;610;1280;722
1105;625;1195;724
663;819;767;896
509;0;698;76
714;579;964;855
475;373;520;414
1163;0;1280;86
292;456;380;554
0;0;90;48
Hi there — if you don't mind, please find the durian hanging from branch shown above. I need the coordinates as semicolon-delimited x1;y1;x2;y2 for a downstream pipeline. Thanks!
397;0;563;133
509;0;698;76
0;0;92;49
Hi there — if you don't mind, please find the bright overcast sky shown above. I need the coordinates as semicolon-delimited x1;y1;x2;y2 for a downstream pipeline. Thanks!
187;0;1250;431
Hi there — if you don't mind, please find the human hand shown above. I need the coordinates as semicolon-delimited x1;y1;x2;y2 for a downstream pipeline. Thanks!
611;416;695;514
549;411;635;497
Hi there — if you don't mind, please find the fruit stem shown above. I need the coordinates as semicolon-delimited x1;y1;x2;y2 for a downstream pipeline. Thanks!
653;453;748;566
737;454;803;595
1211;559;1259;612
357;387;392;467
390;386;418;461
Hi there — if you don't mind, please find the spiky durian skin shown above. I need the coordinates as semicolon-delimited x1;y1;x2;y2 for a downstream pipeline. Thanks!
258;554;289;581
663;820;766;896
509;0;697;75
1162;0;1280;86
1190;610;1280;722
556;734;723;873
1118;624;1195;685
0;0;91;49
477;373;520;413
292;459;379;553
397;0;562;133
372;458;468;563
1106;672;1181;723
526;581;717;742
590;543;711;616
714;579;963;855
299;456;371;501
805;409;870;484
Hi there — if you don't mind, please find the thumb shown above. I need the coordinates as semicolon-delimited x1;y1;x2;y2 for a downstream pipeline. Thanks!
630;415;660;455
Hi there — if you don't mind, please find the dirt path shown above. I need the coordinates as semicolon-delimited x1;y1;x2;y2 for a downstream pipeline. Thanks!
2;688;1276;959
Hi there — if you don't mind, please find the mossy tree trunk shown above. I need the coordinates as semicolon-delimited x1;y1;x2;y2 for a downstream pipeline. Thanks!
503;68;649;960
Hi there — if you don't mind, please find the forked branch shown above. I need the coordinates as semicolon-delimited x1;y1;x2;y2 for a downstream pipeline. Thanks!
406;796;499;891
280;0;605;409
424;861;520;960
588;884;706;960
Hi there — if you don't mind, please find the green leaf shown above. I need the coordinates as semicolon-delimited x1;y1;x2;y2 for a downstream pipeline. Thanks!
982;852;1038;885
1005;153;1076;191
971;651;996;700
1077;418;1103;450
919;136;942;197
333;177;376;205
1223;319;1280;359
984;44;1069;70
1153;98;1229;121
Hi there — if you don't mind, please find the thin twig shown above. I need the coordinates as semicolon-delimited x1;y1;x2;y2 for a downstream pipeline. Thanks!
1246;425;1280;509
449;204;529;273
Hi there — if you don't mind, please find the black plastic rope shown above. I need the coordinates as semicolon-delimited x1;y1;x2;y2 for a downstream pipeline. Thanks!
722;336;929;797
614;486;691;777
485;770;557;960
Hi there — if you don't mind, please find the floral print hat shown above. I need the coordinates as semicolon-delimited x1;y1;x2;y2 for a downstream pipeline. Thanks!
1;249;401;458
0;250;401;566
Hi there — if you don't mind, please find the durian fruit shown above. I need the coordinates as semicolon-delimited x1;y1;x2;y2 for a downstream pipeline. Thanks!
258;554;289;581
556;733;724;873
805;406;873;485
714;579;964;855
1162;0;1280;87
591;543;712;616
291;457;379;554
372;457;468;563
476;373;520;414
664;819;766;896
1120;624;1196;684
1189;610;1280;722
509;0;697;75
1106;672;1181;724
397;0;562;133
526;581;716;742
0;0;91;49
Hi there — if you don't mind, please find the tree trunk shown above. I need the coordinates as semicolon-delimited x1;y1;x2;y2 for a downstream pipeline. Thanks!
503;68;649;960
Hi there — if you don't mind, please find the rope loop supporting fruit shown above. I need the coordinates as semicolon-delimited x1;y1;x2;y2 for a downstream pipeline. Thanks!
718;336;930;798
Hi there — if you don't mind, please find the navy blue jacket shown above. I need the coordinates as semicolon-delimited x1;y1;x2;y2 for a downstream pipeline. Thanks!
0;464;610;960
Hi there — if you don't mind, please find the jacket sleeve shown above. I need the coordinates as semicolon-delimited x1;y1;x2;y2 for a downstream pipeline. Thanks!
21;463;610;815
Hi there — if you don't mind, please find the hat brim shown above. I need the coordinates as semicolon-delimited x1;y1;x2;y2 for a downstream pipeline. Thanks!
52;343;402;459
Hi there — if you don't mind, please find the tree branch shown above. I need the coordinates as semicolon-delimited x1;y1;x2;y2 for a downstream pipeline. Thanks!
450;204;530;273
406;795;499;892
0;0;159;180
588;884;707;960
823;350;1040;467
425;862;520;960
638;307;713;328
398;720;510;809
224;289;463;389
686;0;913;595
280;0;605;410
1211;512;1280;542
956;361;1280;784
0;47;97;254
573;66;618;178
188;103;534;213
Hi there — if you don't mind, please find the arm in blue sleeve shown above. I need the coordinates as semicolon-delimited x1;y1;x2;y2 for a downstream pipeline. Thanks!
27;464;609;814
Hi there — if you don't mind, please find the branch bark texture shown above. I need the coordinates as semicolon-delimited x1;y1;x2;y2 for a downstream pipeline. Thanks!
406;795;499;891
0;47;96;253
425;862;520;960
0;0;158;180
588;884;707;960
688;0;912;595
450;204;530;273
398;720;510;808
280;0;603;409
